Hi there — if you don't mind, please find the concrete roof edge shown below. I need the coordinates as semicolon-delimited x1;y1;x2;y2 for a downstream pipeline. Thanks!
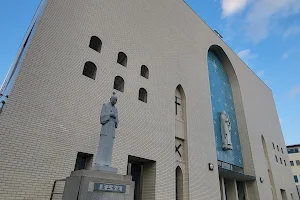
287;144;300;148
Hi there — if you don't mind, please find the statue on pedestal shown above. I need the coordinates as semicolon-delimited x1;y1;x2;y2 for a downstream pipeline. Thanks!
220;110;232;151
63;93;135;200
94;92;119;171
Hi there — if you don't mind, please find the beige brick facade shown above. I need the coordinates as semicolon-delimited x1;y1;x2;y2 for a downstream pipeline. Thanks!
0;0;298;199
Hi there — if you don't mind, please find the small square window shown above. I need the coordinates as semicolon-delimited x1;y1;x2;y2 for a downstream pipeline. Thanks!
74;152;93;171
113;76;125;92
138;88;148;103
296;160;300;166
117;52;127;67
291;161;295;166
294;175;299;183
83;61;97;80
288;149;296;154
141;65;149;79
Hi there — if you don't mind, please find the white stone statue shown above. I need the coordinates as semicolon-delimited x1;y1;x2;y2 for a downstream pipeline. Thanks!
220;110;232;151
94;93;119;171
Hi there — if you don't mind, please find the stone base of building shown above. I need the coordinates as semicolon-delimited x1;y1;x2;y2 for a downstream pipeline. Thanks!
62;169;134;200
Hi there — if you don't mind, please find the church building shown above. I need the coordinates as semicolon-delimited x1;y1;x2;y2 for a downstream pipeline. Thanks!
0;0;297;199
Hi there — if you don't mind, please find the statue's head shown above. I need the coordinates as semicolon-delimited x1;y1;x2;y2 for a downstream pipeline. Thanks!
110;92;118;106
221;110;226;115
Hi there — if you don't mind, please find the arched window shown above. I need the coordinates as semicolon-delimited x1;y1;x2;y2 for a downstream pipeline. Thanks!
89;36;102;53
138;88;147;103
82;61;97;80
176;166;183;200
140;65;149;79
113;76;124;92
117;52;127;67
175;85;186;140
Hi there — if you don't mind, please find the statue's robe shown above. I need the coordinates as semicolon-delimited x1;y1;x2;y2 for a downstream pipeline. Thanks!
95;103;119;167
220;112;232;150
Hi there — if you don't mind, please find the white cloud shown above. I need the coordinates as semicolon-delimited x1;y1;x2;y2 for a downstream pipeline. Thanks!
281;50;293;60
221;0;300;43
283;25;300;39
289;86;300;99
245;0;300;43
255;70;265;78
237;49;257;62
222;0;248;17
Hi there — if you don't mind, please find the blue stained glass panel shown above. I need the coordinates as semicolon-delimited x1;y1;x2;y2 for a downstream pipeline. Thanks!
208;51;243;168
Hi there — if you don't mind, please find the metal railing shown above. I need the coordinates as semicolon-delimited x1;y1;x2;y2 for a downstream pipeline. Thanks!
50;179;66;200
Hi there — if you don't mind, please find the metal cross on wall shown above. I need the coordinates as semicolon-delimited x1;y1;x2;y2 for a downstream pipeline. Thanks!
175;144;182;157
175;97;181;115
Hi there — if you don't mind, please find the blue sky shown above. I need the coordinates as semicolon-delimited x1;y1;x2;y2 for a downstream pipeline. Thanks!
0;0;299;145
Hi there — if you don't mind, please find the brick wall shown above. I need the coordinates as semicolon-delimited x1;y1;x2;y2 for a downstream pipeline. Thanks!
0;0;297;199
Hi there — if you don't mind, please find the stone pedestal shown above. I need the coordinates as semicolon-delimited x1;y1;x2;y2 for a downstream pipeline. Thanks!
62;170;134;200
93;165;118;173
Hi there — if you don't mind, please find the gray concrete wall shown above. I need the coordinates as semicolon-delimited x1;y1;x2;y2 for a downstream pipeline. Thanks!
0;0;297;199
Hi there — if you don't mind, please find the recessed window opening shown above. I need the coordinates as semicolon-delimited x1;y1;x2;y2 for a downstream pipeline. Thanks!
284;160;286;166
272;142;275;149
138;88;147;103
113;76;125;92
275;155;278;162
288;148;299;154
277;145;279;151
281;148;284;154
290;161;294;166
74;152;93;171
89;36;102;52
294;175;299;183
127;155;156;200
280;157;282;164
296;160;300;166
176;166;184;200
141;65;149;79
83;61;97;80
117;52;127;67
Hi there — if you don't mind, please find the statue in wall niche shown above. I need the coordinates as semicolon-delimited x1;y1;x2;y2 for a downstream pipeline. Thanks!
220;110;233;151
94;92;119;169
